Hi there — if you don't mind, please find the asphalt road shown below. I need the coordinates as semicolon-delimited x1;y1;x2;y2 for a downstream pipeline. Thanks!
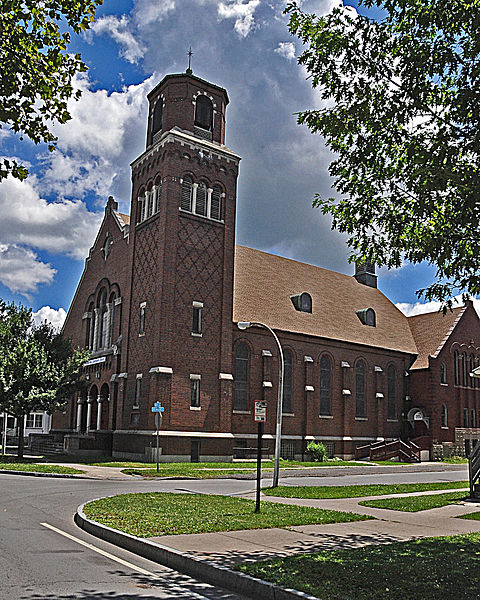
0;464;469;600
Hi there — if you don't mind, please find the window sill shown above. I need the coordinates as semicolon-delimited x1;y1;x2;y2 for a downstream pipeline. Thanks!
387;419;398;423
138;333;145;338
355;417;368;421
440;383;448;386
132;405;139;410
190;406;201;411
282;413;294;417
179;207;224;226
136;212;160;228
319;414;333;419
191;332;203;337
441;426;449;429
233;410;251;414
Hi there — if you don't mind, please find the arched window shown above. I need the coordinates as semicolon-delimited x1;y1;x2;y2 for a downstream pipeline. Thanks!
470;354;475;387
355;360;366;418
137;193;145;224
320;355;332;416
152;100;163;135
234;343;249;411
181;176;193;212
85;302;94;350
282;350;293;414
462;352;467;386
146;188;154;219
290;292;312;313
211;185;222;220
387;365;396;420
441;404;448;428
454;351;459;386
440;362;447;384
96;289;107;350
194;96;213;131
195;182;207;217
366;308;376;327
109;292;116;346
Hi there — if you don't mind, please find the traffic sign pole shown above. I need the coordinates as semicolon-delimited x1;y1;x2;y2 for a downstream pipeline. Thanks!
255;421;263;513
151;403;165;474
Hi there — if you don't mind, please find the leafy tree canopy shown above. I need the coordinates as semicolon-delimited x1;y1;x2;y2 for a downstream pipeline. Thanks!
286;0;480;303
0;301;88;456
0;0;103;181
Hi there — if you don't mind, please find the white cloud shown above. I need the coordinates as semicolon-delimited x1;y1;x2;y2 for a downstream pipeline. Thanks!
91;15;145;63
396;295;480;318
0;176;103;260
0;245;55;297
275;41;295;60
217;0;261;37
32;305;67;330
133;0;176;28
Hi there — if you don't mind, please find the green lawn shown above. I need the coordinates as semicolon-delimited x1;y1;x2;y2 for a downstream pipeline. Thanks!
359;491;468;512
82;492;372;537
459;511;480;521
0;462;83;474
237;533;480;600
263;481;469;499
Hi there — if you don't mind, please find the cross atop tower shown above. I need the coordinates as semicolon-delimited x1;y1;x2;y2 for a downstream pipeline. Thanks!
186;47;193;75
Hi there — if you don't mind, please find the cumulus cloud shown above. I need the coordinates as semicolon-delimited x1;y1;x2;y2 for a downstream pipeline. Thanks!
396;295;480;318
275;41;295;60
32;306;67;330
0;176;102;260
90;15;145;63
0;245;55;297
217;0;261;37
133;0;177;28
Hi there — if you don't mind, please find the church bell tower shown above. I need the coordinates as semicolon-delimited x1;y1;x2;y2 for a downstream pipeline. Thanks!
121;70;241;452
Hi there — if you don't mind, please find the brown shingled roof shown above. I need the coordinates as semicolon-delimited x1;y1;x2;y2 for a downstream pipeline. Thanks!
118;212;130;225
233;246;418;355
408;306;465;369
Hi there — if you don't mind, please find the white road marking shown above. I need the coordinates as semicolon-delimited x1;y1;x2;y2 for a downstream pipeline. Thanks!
40;522;215;599
40;522;155;575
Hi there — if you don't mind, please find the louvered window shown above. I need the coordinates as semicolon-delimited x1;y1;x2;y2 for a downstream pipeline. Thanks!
196;182;207;217
147;190;154;218
211;186;222;220
154;181;161;213
152;100;163;134
181;176;193;211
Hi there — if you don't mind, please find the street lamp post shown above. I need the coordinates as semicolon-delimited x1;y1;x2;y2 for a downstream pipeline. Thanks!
237;321;284;488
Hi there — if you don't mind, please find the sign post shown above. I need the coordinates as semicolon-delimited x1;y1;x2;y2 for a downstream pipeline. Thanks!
2;412;7;456
151;402;165;473
254;401;267;513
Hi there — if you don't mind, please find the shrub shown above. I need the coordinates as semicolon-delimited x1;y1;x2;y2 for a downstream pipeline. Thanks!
306;441;328;462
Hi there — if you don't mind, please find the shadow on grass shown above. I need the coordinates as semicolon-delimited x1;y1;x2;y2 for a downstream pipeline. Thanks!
238;533;480;600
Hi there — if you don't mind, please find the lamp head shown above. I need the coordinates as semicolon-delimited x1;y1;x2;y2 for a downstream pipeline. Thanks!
237;321;251;330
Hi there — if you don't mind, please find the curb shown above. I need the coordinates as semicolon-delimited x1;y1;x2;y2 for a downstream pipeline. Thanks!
75;502;319;600
0;469;93;479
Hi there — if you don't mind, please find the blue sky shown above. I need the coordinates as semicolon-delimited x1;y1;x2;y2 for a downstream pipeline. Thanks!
0;0;452;328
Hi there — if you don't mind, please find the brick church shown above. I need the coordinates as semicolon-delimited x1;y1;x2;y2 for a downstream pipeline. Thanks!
49;70;480;461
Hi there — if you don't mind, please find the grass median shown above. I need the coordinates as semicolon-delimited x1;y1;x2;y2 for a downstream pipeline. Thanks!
0;462;83;474
359;490;468;511
263;480;468;499
237;533;480;600
82;492;372;537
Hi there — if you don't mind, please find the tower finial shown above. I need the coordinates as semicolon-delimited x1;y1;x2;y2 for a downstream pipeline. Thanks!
186;46;193;75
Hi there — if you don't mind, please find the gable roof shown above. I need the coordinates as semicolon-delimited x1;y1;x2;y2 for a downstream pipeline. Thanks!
233;245;417;355
408;306;465;369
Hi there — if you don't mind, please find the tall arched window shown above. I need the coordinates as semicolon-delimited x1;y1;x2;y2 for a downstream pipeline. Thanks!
211;185;222;221
234;343;249;411
282;350;293;414
109;292;116;346
462;352;467;386
454;351;459;386
387;365;396;420
154;177;162;213
195;182;207;217
441;404;448;428
136;193;145;224
85;302;94;349
355;360;366;418
470;354;475;387
96;289;107;350
194;96;213;131
152;100;163;135
319;355;332;416
440;363;447;384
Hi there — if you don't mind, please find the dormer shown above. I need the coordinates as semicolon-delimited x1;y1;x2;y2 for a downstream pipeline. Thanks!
146;71;229;148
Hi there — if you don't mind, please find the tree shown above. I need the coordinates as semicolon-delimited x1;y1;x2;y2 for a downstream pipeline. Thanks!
0;0;103;181
0;301;88;457
286;1;480;303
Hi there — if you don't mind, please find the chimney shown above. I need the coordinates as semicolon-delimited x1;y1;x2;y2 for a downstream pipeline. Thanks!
354;260;377;288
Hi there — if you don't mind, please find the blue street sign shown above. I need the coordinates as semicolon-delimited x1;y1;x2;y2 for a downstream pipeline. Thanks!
152;402;165;413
